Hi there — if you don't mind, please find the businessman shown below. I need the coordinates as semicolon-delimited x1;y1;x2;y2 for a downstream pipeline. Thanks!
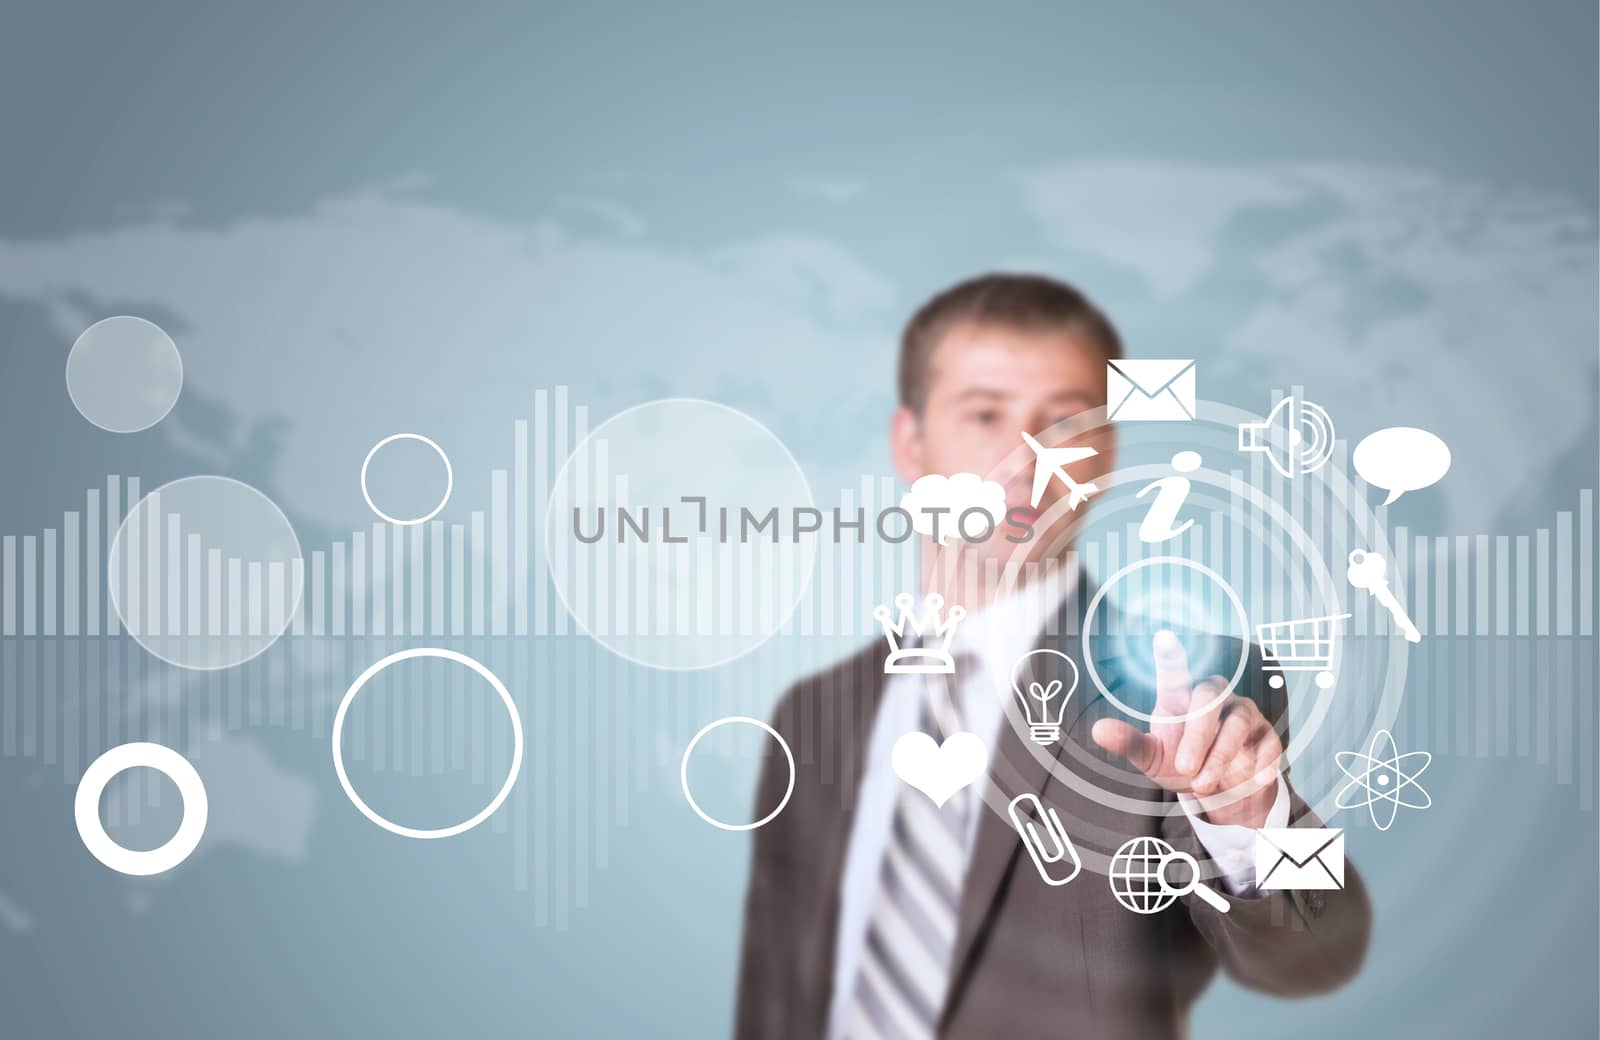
735;273;1370;1038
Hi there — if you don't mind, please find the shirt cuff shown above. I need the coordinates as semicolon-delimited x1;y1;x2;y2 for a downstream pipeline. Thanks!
1176;776;1290;896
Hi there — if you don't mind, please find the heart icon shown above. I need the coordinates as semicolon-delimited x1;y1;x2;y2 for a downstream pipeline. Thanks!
891;731;989;807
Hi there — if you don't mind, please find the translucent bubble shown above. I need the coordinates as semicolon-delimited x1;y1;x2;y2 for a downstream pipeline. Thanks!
545;399;816;670
108;476;302;670
65;316;183;433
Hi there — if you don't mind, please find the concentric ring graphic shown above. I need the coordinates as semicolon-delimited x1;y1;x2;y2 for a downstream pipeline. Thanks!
923;398;1412;872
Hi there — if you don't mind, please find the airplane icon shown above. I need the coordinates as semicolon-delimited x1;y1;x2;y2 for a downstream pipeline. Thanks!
1021;431;1100;511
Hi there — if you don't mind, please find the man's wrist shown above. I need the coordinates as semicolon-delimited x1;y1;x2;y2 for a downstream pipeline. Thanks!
1198;784;1278;828
1177;777;1290;895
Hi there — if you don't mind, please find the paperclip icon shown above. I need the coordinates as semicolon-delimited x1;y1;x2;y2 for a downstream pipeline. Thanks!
1008;792;1081;887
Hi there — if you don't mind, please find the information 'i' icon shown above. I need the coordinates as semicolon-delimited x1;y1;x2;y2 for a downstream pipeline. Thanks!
1136;451;1201;543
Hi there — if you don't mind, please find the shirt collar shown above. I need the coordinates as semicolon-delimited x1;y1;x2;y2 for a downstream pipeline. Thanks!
945;566;1079;727
953;565;1078;668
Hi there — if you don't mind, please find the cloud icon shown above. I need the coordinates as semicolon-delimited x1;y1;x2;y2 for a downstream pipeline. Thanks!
1352;427;1452;505
900;473;1007;544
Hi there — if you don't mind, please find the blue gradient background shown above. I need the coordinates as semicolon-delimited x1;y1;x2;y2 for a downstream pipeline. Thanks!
0;3;1595;1037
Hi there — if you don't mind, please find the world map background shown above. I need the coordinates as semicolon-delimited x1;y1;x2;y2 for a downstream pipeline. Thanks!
0;3;1594;1037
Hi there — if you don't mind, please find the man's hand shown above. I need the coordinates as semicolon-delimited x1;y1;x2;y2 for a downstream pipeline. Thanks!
1090;630;1282;829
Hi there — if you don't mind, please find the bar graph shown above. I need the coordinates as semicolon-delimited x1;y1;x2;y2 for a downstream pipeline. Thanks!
0;384;1594;932
0;413;1592;650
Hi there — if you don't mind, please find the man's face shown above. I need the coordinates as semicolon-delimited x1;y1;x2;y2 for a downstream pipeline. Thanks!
891;320;1115;567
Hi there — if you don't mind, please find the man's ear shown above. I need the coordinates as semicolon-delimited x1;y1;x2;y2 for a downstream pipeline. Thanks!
889;406;924;485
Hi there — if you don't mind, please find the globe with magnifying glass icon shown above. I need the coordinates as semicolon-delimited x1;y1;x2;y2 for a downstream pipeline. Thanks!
1109;835;1231;914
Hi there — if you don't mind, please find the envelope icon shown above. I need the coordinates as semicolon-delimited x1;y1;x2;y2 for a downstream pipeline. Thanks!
1254;828;1344;891
1106;359;1196;421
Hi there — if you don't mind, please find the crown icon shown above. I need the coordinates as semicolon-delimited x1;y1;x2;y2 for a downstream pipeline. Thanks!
873;592;967;675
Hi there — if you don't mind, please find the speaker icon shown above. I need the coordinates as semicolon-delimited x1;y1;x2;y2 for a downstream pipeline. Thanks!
1238;396;1336;478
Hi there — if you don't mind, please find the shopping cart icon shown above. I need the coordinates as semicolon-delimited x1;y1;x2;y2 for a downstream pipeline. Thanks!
1255;613;1352;689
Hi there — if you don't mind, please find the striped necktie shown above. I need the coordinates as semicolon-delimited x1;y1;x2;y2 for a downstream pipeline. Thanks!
844;669;976;1039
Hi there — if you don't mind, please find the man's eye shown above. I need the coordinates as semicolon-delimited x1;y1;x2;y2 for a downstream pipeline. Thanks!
971;410;1001;426
1043;413;1093;437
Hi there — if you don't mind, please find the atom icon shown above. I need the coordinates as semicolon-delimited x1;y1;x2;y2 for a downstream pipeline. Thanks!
1336;728;1432;832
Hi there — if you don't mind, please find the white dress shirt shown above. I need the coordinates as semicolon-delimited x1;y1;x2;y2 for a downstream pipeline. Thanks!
824;571;1288;1039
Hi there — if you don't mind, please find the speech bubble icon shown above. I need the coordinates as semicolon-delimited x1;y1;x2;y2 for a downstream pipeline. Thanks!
1353;427;1451;505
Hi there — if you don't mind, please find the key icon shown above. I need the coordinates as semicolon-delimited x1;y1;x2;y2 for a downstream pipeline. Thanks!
1347;549;1421;643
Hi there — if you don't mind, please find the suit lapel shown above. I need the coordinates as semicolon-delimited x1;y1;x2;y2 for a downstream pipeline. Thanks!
833;640;891;807
804;640;891;1015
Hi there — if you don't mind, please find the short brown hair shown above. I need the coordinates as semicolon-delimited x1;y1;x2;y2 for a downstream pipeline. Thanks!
897;272;1124;413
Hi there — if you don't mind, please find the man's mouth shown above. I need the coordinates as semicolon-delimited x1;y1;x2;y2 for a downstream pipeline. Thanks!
1006;503;1040;527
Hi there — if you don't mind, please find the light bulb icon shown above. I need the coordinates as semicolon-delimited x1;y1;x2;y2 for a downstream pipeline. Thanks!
1010;648;1080;746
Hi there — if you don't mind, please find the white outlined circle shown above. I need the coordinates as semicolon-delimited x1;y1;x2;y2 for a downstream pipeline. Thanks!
360;433;454;526
76;743;208;876
332;648;522;839
65;316;184;433
1081;556;1252;724
681;715;795;832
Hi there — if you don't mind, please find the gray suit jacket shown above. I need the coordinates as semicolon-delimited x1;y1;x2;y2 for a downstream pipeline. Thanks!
735;590;1371;1039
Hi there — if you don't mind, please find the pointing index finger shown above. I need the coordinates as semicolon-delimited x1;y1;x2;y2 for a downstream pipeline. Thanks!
1152;629;1193;714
